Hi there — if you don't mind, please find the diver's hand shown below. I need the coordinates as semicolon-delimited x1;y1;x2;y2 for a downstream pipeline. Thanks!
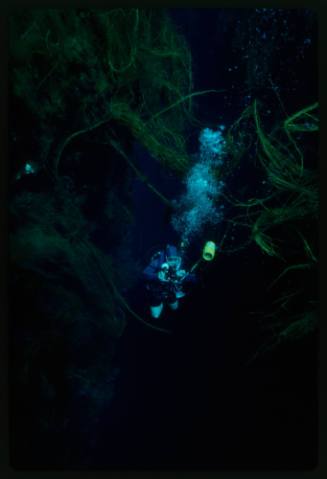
175;269;187;281
158;269;169;282
170;270;187;286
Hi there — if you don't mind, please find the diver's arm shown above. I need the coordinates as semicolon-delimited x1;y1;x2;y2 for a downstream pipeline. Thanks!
143;264;160;281
143;257;167;283
174;269;197;284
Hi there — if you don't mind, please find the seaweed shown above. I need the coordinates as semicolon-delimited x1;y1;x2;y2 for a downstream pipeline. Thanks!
9;8;203;464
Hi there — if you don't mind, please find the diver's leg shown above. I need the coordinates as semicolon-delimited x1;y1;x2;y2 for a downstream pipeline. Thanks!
175;290;186;298
147;286;164;319
167;290;179;310
150;303;164;318
168;300;179;310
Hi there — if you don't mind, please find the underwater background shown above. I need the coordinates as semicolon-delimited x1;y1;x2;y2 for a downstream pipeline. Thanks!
9;8;318;469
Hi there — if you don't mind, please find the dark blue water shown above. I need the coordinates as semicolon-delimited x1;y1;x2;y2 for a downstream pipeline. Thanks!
88;9;318;469
10;8;317;470
129;142;182;260
92;244;317;468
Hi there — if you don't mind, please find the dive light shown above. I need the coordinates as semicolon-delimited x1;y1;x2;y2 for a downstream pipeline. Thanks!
188;240;217;275
202;241;216;261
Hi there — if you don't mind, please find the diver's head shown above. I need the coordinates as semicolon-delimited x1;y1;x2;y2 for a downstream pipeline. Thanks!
165;244;182;271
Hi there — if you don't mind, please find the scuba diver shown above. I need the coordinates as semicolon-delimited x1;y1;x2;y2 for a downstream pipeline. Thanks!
142;243;197;319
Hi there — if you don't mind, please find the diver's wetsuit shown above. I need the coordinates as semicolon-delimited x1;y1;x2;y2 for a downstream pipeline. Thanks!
143;244;196;316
